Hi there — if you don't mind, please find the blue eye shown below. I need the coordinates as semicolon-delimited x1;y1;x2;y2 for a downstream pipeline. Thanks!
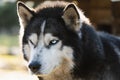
49;39;59;46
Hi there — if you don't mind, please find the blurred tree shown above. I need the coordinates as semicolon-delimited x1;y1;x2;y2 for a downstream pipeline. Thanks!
0;2;18;29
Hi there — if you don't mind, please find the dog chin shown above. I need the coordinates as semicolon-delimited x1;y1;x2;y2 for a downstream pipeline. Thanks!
36;73;49;77
30;71;42;76
32;71;49;77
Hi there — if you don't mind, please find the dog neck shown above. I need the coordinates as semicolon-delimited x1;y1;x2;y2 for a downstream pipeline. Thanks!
41;72;72;80
37;58;75;80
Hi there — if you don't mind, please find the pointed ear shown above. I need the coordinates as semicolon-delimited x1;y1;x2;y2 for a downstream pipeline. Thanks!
62;3;80;31
17;1;35;28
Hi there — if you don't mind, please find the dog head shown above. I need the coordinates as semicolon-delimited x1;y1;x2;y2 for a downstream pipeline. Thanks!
17;1;89;76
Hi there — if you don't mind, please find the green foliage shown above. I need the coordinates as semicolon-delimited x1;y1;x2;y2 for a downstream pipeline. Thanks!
0;2;18;28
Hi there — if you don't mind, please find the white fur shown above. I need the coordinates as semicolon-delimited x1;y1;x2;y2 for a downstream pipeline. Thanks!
24;44;30;60
29;33;38;45
28;33;74;75
41;21;46;34
27;21;74;75
28;21;46;64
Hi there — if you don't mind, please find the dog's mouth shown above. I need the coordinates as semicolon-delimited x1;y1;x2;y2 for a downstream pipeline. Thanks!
30;68;52;76
34;71;52;78
30;66;58;77
31;71;48;77
36;73;48;77
30;70;41;75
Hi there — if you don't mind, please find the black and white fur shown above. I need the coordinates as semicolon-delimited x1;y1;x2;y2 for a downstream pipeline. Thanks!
17;1;120;80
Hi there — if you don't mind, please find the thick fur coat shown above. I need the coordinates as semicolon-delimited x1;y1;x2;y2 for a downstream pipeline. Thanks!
17;1;120;80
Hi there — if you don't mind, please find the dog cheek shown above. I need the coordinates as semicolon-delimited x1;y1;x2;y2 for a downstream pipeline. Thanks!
62;46;74;68
55;46;74;71
23;44;31;61
50;47;74;77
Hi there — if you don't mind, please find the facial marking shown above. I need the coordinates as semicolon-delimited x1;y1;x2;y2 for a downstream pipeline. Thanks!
23;44;30;60
36;33;74;75
39;46;74;74
24;20;74;76
44;33;59;47
37;33;62;74
41;20;46;36
38;20;46;46
29;33;38;46
28;21;46;63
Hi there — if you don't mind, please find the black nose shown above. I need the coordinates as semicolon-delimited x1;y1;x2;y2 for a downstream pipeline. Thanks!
28;62;41;73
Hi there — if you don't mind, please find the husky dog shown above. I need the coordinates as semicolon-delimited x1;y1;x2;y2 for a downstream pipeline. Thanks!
17;1;120;80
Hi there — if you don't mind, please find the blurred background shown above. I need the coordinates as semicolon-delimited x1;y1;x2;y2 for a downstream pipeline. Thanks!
0;0;120;80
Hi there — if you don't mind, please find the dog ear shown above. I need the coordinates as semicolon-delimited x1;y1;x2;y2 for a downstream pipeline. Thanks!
62;3;80;31
17;1;35;28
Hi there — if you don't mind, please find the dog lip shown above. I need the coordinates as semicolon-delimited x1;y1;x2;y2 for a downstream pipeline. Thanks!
37;73;48;77
31;71;41;75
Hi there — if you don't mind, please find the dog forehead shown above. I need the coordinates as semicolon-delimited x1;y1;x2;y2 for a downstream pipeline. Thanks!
44;18;66;35
29;18;64;32
23;16;67;46
28;18;64;37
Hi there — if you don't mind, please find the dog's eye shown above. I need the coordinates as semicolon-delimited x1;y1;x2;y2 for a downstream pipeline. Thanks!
49;39;59;46
29;40;35;46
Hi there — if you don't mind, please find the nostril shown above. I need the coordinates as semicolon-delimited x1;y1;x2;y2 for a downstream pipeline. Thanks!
28;62;41;73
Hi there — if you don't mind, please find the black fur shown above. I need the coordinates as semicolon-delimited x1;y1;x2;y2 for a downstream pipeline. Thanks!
72;23;120;80
21;2;120;80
